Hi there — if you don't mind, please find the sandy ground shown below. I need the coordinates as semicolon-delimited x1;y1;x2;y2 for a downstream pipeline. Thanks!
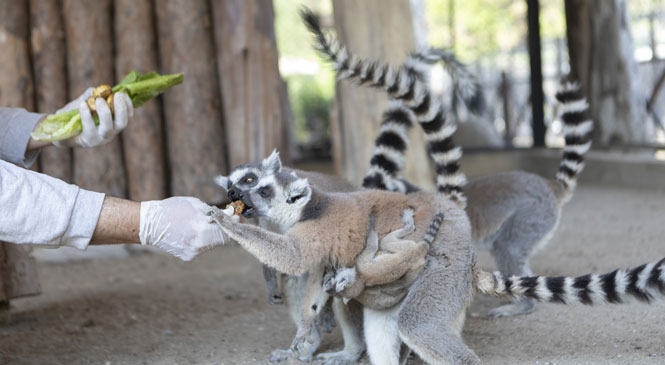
1;183;665;365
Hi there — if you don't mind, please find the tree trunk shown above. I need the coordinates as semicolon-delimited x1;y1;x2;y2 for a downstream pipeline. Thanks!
0;0;41;301
211;0;292;169
62;0;127;196
565;0;647;145
155;0;227;204
30;0;72;183
331;0;434;188
115;0;167;201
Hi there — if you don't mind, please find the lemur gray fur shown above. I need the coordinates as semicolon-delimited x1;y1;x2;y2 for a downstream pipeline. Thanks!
302;8;594;318
209;158;665;365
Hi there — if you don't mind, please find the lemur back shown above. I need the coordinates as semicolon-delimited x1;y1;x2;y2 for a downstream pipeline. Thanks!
304;9;594;317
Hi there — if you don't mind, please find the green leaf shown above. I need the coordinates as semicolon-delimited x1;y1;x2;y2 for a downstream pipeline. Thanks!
32;70;184;142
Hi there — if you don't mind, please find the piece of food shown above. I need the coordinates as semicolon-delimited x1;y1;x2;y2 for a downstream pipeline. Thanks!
227;200;245;215
31;70;184;142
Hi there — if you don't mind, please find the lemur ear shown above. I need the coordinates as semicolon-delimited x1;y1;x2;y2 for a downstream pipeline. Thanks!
213;175;230;190
262;149;282;174
286;178;311;204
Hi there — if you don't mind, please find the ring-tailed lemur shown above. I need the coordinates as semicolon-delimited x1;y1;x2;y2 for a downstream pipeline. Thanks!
209;156;665;365
214;152;357;362
302;8;594;318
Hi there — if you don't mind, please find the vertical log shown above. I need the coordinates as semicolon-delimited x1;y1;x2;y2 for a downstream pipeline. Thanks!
155;0;226;203
30;0;73;183
331;0;433;187
211;0;292;168
0;0;41;301
115;0;167;201
62;0;127;196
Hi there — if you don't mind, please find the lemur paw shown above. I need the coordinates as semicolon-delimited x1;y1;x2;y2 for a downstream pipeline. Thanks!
316;349;364;365
268;348;293;363
290;335;316;362
334;268;356;293
400;209;416;236
322;268;337;293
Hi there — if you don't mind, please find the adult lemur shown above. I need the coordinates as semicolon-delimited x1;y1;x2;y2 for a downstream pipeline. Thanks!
210;152;665;365
302;8;594;318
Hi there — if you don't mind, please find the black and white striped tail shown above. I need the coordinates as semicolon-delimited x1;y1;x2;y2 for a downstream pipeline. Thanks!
422;213;445;245
300;8;466;206
476;257;665;305
554;80;593;200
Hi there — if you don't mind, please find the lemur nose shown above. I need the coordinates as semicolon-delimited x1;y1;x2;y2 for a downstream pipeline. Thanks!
227;190;236;198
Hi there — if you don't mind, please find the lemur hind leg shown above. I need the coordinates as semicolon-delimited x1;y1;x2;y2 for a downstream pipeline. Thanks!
262;265;284;305
315;298;365;365
398;255;479;365
488;211;557;318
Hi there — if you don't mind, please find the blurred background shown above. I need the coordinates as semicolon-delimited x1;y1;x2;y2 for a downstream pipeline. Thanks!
1;0;664;200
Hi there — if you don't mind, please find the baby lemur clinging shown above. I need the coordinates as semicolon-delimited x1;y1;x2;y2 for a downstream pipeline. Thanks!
302;8;593;318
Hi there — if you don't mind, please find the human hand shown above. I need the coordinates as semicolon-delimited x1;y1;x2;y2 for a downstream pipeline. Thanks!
55;87;134;147
139;197;232;261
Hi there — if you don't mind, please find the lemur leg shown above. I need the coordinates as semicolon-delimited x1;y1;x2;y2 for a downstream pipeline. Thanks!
290;266;331;362
488;212;556;318
398;256;480;365
364;305;402;365
316;298;365;364
262;265;284;305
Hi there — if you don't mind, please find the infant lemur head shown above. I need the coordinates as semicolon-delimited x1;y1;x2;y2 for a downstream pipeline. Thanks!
214;150;311;226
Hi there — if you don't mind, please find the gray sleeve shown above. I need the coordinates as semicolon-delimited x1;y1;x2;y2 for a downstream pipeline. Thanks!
0;107;46;168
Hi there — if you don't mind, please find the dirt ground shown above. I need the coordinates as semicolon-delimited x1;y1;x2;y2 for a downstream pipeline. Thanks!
1;183;665;365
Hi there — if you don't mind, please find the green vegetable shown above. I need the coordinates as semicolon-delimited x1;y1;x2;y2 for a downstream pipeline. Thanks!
31;70;184;142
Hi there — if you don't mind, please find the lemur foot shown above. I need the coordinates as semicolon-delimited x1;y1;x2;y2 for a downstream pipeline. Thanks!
290;335;317;362
316;349;364;365
268;348;293;363
488;298;535;318
334;267;356;293
322;268;337;293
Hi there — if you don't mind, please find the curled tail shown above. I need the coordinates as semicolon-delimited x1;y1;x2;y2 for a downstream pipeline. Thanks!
301;8;466;206
475;257;665;305
554;80;593;202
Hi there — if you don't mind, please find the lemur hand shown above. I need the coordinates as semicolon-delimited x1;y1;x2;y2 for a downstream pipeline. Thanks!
139;197;230;261
55;87;134;148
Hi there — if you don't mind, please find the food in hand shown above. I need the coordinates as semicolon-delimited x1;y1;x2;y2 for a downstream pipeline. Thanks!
32;70;184;142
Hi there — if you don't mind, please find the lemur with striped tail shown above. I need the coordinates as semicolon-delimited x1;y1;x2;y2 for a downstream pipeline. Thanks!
302;8;593;318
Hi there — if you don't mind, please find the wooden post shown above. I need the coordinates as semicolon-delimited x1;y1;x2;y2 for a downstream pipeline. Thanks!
115;0;168;201
331;0;434;188
0;0;41;302
211;0;292;168
155;0;227;204
62;0;127;196
30;0;73;183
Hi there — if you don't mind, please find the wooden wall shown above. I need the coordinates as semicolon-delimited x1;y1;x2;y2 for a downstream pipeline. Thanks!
1;0;291;205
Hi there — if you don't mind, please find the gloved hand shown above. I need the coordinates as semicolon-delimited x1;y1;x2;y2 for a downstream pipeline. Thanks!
55;87;134;148
139;197;234;261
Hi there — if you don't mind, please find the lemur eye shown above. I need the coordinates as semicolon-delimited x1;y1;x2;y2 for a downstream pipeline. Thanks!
244;177;254;183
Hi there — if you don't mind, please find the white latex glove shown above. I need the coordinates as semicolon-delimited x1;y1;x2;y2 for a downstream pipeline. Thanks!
139;197;234;261
55;87;134;147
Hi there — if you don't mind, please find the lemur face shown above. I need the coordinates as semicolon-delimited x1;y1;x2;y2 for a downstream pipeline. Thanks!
213;150;283;216
240;172;312;225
